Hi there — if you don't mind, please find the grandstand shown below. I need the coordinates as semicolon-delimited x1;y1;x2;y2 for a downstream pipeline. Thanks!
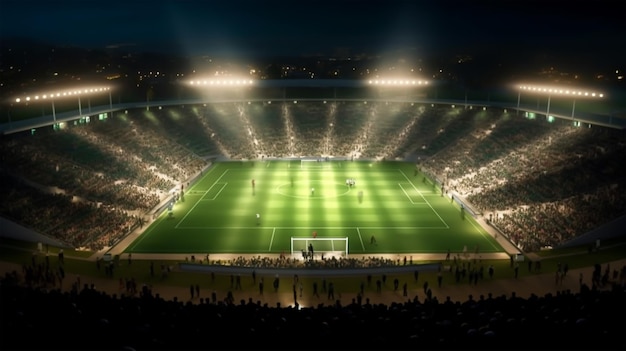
1;82;624;254
1;79;625;350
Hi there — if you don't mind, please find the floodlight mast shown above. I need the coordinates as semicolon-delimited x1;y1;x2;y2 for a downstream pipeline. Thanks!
13;86;112;122
366;78;430;101
187;78;255;103
515;84;604;121
366;79;429;87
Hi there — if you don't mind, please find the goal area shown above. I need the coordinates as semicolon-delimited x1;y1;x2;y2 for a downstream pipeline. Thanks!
300;159;331;169
290;237;348;259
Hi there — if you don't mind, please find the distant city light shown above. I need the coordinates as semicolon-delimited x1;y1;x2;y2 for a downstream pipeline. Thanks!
14;86;111;103
367;79;429;86
517;84;604;98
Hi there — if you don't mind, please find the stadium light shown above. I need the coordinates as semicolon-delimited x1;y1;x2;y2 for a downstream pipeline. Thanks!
515;84;604;120
188;78;255;87
367;79;429;86
187;78;256;102
366;78;430;102
13;86;112;121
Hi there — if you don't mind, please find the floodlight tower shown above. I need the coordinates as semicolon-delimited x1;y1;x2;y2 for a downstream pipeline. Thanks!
567;89;604;119
516;84;604;121
366;78;430;100
367;79;429;88
187;78;255;102
13;86;112;121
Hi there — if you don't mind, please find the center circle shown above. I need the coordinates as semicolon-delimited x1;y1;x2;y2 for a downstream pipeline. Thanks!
276;180;351;199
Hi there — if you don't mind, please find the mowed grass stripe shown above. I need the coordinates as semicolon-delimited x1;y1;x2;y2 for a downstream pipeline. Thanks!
365;169;415;231
128;161;504;254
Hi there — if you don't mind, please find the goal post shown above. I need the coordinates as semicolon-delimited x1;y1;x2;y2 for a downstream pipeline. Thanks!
290;237;348;258
300;158;329;169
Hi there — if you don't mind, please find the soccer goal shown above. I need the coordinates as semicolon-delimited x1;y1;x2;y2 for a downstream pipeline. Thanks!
290;237;348;259
300;159;330;169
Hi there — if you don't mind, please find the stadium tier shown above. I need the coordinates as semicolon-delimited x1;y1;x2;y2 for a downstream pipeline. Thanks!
1;99;624;255
1;92;624;351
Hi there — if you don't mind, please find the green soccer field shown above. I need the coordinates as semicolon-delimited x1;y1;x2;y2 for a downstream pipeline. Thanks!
125;160;504;255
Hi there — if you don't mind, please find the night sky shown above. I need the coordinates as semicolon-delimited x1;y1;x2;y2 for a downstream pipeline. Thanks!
1;0;625;62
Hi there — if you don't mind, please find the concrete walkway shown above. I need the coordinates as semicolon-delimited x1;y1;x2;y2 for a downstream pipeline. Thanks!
2;255;623;309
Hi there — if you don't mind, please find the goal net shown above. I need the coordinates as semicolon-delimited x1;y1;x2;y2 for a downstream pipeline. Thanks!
290;237;348;259
300;159;330;169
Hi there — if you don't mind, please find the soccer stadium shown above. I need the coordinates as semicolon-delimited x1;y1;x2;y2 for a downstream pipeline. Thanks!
1;79;625;350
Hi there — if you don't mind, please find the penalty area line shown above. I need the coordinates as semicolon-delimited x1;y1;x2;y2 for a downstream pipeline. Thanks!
356;227;365;251
268;227;276;251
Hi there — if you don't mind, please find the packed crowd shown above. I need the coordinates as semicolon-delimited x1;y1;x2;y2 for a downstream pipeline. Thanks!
0;112;209;250
191;101;435;160
1;267;623;350
204;253;397;269
419;112;626;251
0;173;139;249
0;102;624;253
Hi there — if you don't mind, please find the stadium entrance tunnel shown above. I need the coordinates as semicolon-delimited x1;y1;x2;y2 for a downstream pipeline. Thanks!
276;180;351;199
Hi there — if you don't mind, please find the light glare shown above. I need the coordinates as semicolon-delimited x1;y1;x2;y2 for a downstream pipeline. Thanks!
12;86;110;104
517;84;603;98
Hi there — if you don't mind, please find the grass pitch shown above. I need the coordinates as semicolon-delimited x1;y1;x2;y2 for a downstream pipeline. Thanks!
126;160;503;255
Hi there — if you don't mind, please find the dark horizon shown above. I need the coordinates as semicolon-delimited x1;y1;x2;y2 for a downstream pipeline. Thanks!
1;0;624;63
